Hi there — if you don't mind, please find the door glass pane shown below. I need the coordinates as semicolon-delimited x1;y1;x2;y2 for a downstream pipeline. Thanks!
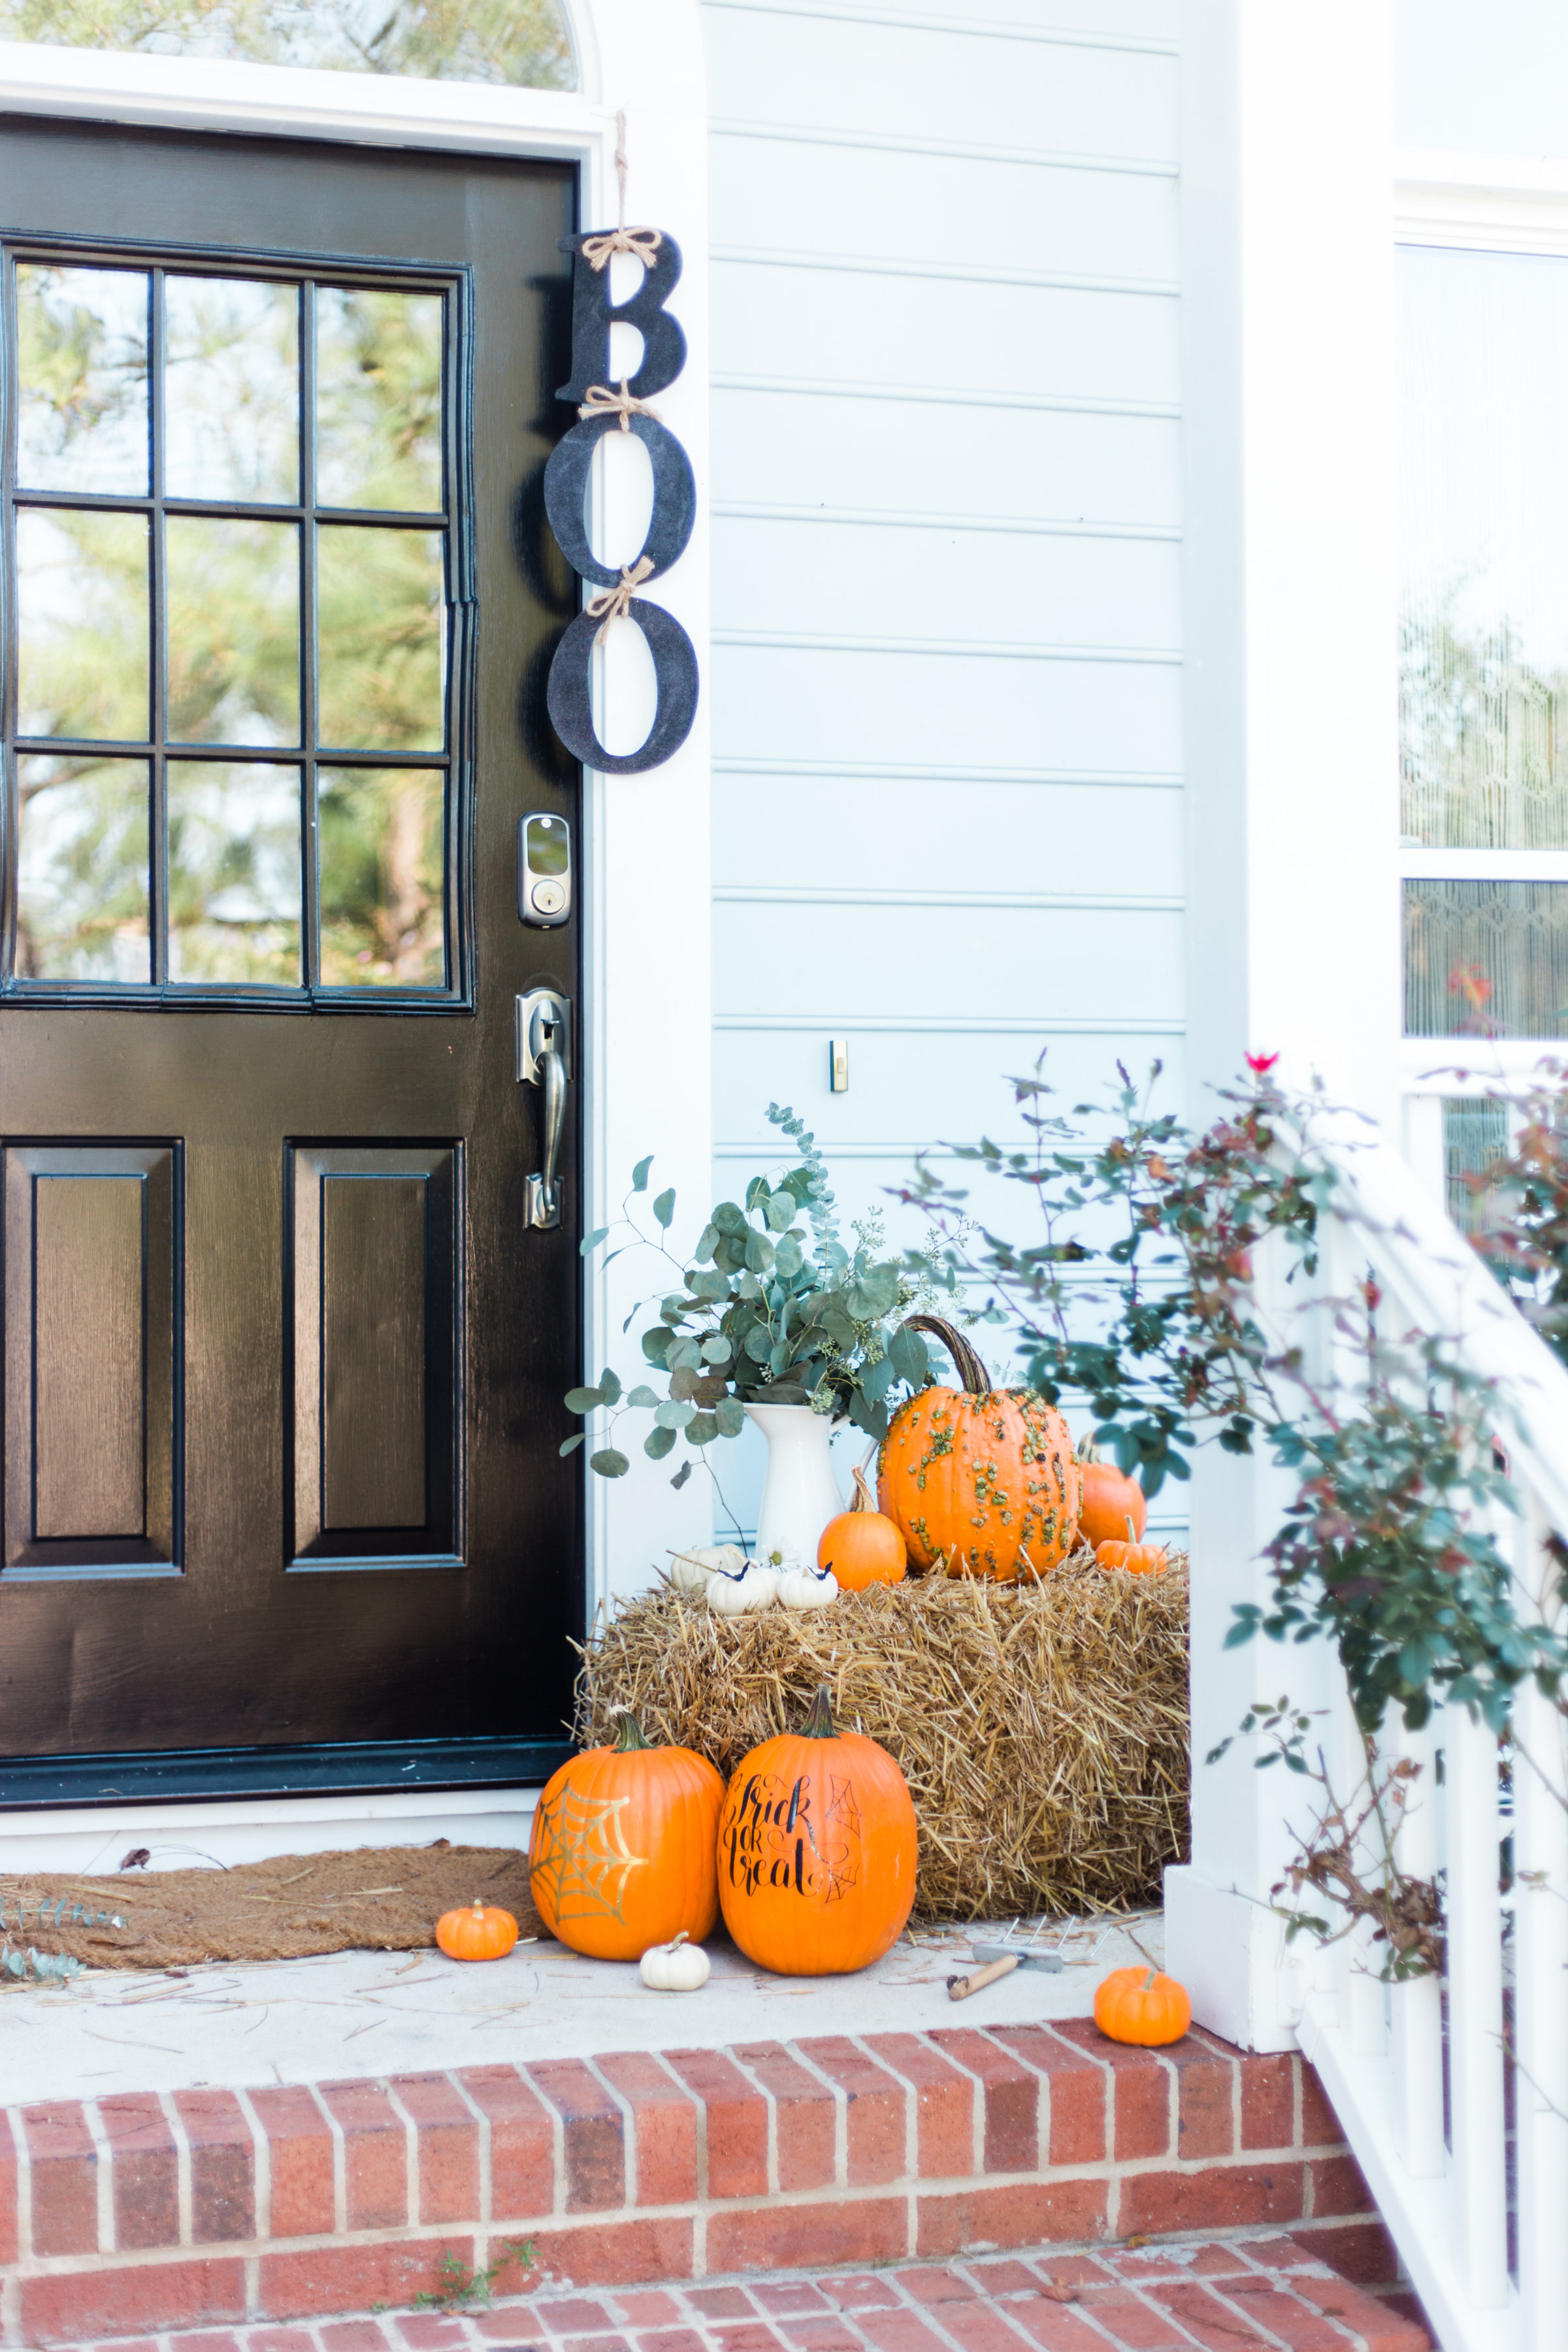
1405;878;1568;1037
316;525;444;751
1444;1096;1508;1235
165;276;299;504
17;507;150;740
16;263;148;495
319;766;444;987
1401;246;1568;849
0;1;578;89
15;755;150;981
168;761;302;985
317;287;442;512
166;515;300;745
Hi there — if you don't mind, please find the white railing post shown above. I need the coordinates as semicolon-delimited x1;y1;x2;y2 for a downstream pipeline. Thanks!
1444;1697;1511;2308
1389;1714;1445;2178
1511;1505;1568;2352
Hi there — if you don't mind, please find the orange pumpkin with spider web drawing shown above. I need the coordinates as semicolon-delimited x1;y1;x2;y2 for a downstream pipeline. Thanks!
529;1713;725;1960
877;1317;1079;1580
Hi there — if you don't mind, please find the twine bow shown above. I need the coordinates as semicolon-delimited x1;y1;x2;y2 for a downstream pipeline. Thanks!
578;380;661;433
586;555;656;642
581;224;663;272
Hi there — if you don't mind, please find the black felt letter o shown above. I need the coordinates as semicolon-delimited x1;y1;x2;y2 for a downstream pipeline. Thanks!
542;412;696;588
546;601;700;776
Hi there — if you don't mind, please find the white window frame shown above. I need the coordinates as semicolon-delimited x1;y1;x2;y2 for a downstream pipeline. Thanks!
1396;150;1568;1111
0;2;716;1624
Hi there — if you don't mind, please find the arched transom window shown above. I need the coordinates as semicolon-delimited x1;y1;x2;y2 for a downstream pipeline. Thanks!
0;0;578;90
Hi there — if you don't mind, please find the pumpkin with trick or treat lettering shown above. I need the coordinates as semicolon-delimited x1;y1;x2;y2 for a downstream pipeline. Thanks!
717;1682;917;1975
877;1316;1079;1580
529;1712;725;1961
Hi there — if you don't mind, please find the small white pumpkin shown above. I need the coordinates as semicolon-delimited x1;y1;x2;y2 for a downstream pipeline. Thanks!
668;1543;745;1593
706;1560;779;1615
776;1563;838;1611
640;1931;710;1991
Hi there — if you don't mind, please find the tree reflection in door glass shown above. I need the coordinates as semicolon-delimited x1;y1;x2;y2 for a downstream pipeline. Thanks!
165;515;301;744
317;524;444;750
16;263;148;494
15;754;150;981
317;287;442;512
168;761;302;984
165;274;298;503
318;766;444;987
16;506;150;740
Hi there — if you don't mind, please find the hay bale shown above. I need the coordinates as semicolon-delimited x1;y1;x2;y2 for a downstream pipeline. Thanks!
575;1553;1189;1922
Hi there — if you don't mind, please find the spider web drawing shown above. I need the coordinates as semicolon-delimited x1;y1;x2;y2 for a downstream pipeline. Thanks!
819;1776;862;1904
532;1782;647;1921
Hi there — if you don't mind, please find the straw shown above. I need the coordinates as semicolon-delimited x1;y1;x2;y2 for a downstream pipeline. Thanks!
574;1551;1189;1921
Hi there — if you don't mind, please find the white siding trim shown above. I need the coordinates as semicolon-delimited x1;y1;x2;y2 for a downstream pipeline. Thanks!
702;0;1177;59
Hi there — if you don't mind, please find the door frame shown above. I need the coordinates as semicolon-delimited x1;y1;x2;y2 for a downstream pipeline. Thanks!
0;1;716;1648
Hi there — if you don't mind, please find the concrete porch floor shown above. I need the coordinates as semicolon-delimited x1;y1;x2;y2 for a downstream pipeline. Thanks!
0;1918;1168;2108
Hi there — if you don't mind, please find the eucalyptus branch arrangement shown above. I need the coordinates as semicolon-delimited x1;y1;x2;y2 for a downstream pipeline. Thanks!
564;1103;937;1488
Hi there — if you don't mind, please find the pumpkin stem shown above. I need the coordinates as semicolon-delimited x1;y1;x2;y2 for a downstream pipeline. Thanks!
1126;1516;1138;1546
850;1465;877;1513
1141;1965;1157;1991
800;1682;836;1739
900;1314;991;1397
613;1711;652;1752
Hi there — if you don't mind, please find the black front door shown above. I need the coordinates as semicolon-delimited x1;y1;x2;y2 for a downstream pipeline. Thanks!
0;116;581;1799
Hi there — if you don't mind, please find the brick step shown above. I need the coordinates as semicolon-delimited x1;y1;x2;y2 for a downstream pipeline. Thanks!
0;2024;1407;2346
48;2242;1433;2352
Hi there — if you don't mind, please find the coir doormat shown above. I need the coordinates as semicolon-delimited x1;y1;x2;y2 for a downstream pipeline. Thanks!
0;1842;546;1974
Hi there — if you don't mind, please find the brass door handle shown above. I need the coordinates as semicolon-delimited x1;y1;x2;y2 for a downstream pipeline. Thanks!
516;990;571;1232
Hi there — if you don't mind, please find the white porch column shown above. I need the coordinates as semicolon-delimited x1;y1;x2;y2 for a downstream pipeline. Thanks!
1166;0;1401;2048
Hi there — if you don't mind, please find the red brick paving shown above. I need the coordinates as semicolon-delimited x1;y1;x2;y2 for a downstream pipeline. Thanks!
62;2237;1429;2352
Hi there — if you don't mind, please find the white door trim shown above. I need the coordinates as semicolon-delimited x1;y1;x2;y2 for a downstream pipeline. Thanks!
0;3;713;1857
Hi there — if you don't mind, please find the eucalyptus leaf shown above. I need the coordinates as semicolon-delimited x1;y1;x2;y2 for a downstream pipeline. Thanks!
559;1433;585;1456
715;1396;746;1436
744;1231;776;1275
670;1462;693;1490
626;1384;661;1409
589;1448;630;1477
580;1226;611;1256
686;1410;719;1445
713;1201;747;1236
654;1398;697;1429
631;1154;653;1192
669;1367;702;1402
563;1386;602;1414
644;1425;677;1460
641;1328;673;1366
860;1353;896;1400
774;1234;804;1279
744;1326;774;1364
764;1190;794;1232
701;1335;732;1364
653;1187;676;1230
694;1222;721;1263
889;1322;929;1388
668;1337;705;1373
598;1369;622;1406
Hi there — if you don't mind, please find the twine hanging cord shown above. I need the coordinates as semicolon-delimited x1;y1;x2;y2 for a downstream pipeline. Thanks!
578;380;661;433
580;108;664;272
586;555;656;643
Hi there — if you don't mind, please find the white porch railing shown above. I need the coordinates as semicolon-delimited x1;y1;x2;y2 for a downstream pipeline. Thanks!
1283;1109;1568;2352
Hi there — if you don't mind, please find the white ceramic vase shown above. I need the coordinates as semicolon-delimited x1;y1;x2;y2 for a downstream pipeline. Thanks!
745;1401;845;1566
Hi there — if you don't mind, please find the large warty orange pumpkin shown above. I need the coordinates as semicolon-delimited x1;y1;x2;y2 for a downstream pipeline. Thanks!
877;1317;1079;1580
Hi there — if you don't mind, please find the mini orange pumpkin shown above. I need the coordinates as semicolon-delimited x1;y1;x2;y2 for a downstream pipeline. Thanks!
1077;1443;1147;1547
436;1899;519;1962
1095;1516;1168;1576
530;1712;725;1961
878;1317;1079;1580
1094;1963;1192;2046
819;1465;906;1590
718;1683;917;1975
